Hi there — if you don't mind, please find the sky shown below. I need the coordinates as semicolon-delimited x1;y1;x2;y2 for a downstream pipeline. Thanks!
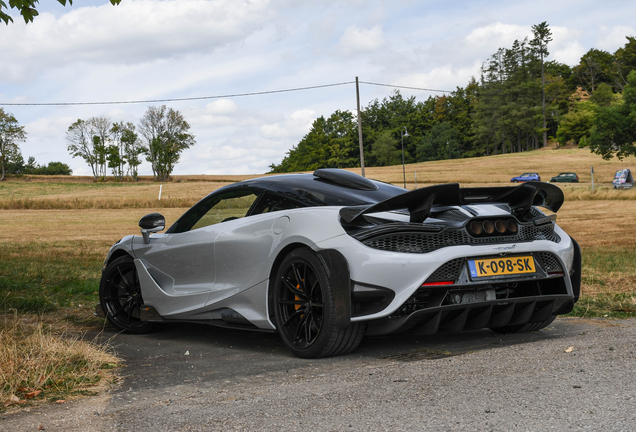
1;0;635;176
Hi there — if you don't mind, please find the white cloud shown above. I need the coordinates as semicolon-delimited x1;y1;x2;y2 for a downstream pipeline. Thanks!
552;41;586;66
25;116;76;139
465;22;531;48
397;63;482;92
596;25;636;52
335;25;386;56
261;109;315;138
1;0;273;83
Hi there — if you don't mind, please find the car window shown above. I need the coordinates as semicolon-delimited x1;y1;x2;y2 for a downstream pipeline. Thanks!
168;189;260;233
249;192;305;215
191;193;259;230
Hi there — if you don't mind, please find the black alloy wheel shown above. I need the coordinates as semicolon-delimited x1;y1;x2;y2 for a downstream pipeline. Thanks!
99;255;157;334
273;248;365;358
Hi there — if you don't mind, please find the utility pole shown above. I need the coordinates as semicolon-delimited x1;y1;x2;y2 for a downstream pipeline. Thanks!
400;127;409;188
356;77;365;177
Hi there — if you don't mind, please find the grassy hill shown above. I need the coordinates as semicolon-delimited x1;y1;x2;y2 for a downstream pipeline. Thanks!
354;147;636;187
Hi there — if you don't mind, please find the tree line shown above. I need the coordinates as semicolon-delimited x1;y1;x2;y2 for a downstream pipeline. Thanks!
270;23;636;173
66;105;195;182
0;105;195;182
1;108;72;180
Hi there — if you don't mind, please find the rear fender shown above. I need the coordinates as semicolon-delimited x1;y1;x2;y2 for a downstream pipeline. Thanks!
570;237;582;302
317;249;351;330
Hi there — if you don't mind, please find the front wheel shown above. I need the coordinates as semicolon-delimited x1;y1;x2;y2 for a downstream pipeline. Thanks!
273;248;365;358
99;255;157;334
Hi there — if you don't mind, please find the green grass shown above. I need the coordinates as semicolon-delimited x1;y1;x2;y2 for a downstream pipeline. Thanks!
569;293;636;318
565;248;636;318
0;181;132;199
0;240;105;315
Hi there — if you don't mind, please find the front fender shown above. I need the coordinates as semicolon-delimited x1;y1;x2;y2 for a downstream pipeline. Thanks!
103;235;135;270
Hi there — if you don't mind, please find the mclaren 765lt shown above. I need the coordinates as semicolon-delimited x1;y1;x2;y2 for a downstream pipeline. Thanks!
97;169;581;358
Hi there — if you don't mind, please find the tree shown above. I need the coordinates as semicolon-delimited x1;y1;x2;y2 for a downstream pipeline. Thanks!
590;70;636;159
37;161;72;175
572;48;614;93
1;0;121;25
555;100;596;146
4;149;25;174
66;116;111;179
92;116;111;177
0;108;27;181
613;36;636;90
108;121;144;181
417;122;461;162
370;130;400;166
120;122;144;181
269;111;358;173
589;82;615;107
138;106;195;182
530;22;553;148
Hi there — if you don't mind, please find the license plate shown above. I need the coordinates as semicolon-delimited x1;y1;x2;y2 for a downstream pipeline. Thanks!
468;256;535;278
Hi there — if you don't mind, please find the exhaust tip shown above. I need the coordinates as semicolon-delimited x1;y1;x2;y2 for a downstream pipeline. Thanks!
507;220;518;233
482;220;495;234
469;221;483;235
495;220;507;234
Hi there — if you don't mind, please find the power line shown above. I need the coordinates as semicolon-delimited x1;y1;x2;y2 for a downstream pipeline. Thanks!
1;81;354;107
0;79;451;107
360;81;452;93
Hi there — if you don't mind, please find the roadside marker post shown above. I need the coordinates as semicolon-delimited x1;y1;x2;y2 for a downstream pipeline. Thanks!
591;165;594;192
159;185;163;200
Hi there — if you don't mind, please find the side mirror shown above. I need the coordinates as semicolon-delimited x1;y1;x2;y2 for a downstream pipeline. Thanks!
139;213;165;244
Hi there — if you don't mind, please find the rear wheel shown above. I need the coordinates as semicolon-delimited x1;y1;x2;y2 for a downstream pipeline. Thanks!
273;248;364;358
490;315;556;334
99;255;157;334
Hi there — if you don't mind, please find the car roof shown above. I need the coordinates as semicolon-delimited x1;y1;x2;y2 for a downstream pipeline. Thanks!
221;170;407;207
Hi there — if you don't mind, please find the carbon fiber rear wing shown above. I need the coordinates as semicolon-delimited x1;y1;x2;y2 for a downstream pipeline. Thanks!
339;181;564;224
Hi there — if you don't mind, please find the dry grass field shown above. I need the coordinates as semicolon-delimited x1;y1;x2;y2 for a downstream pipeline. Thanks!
1;147;635;409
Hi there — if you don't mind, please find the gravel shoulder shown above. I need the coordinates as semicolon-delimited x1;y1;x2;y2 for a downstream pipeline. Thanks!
4;317;636;431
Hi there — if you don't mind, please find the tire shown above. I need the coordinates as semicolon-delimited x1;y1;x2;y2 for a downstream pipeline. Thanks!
490;315;556;334
512;180;518;183
99;255;157;334
273;248;365;358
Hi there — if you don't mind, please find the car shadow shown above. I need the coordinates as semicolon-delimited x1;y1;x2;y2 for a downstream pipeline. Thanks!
90;317;598;398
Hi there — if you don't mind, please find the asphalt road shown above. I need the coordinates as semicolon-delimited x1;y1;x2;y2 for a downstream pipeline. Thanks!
4;317;636;431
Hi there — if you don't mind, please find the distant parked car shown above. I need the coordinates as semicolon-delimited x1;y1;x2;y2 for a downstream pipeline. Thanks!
612;169;633;189
510;173;541;183
550;173;579;183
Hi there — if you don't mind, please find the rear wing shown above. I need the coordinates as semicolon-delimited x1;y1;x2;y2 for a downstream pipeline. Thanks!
339;181;564;224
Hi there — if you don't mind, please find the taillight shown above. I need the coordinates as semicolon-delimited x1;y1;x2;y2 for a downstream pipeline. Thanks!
421;281;454;287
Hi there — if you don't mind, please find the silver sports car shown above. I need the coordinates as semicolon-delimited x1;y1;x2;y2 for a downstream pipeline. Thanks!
98;169;581;358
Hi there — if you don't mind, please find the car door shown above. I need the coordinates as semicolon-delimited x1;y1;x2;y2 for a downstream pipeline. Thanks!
132;188;261;303
209;191;306;304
